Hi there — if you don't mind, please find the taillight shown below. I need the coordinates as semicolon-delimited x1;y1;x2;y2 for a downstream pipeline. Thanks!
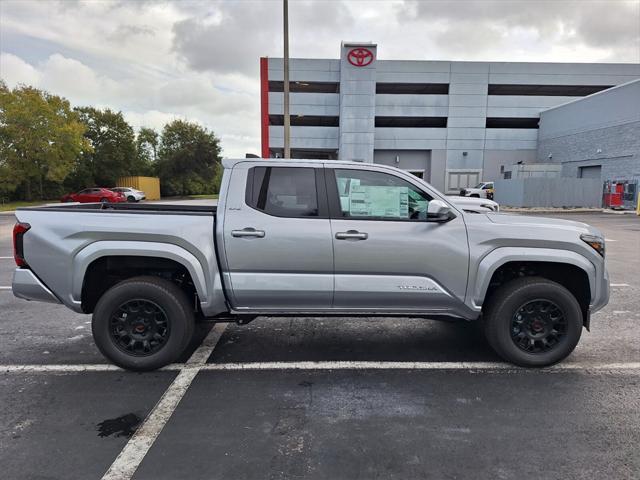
13;222;31;267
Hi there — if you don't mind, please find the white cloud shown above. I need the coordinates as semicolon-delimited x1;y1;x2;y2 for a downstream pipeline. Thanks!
124;109;187;133
0;52;41;86
39;54;124;106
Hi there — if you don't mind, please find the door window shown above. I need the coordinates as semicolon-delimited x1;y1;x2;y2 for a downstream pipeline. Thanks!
331;169;432;221
246;167;319;217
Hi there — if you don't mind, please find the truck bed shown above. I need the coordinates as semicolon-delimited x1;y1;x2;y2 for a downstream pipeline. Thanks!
13;202;222;316
20;202;217;215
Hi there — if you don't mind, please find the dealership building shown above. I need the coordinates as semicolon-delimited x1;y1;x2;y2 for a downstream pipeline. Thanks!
260;42;640;194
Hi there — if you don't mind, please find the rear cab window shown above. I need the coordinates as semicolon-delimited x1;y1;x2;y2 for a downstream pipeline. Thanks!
245;166;326;218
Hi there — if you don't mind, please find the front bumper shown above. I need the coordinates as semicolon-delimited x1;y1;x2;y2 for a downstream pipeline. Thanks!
590;265;610;314
12;269;61;304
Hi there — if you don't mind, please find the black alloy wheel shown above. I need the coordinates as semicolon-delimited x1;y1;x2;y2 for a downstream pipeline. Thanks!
110;299;170;356
510;299;567;353
92;276;195;371
483;276;583;367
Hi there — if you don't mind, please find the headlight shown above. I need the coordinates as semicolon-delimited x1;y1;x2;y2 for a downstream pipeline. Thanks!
580;234;605;257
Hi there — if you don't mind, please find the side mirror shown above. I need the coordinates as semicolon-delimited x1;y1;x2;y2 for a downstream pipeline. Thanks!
427;200;454;222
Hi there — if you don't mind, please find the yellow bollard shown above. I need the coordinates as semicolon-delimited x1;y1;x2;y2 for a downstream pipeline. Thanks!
637;195;640;216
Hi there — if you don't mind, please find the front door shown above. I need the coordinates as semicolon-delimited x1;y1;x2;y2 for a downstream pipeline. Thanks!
326;166;469;313
223;163;333;310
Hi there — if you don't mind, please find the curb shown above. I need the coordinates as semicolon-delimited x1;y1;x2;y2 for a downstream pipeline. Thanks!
601;209;637;215
501;208;602;214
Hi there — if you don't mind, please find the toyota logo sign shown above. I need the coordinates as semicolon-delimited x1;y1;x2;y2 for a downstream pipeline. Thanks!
347;48;374;67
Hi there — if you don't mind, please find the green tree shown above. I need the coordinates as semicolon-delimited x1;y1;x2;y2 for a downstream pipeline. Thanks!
156;120;221;196
0;82;90;200
134;126;159;176
137;127;159;163
71;107;137;188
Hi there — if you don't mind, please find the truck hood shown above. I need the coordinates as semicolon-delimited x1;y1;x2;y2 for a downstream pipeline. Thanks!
486;213;603;237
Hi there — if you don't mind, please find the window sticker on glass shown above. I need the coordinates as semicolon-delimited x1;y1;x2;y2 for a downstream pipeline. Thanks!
349;185;409;218
334;169;432;220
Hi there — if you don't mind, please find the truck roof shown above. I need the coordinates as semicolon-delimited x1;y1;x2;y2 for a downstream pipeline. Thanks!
222;158;370;169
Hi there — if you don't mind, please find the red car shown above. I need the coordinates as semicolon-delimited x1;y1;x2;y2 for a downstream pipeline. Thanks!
61;188;126;203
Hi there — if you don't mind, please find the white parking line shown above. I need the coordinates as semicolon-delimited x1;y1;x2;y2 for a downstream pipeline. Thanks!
2;360;640;374
100;323;227;480
0;286;11;290
0;256;13;259
1;364;125;373
605;238;617;242
611;283;631;287
197;361;640;372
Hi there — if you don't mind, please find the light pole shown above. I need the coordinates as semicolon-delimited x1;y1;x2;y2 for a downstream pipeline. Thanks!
283;0;291;159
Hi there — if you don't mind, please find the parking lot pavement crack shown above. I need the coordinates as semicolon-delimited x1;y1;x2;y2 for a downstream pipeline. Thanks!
100;323;227;480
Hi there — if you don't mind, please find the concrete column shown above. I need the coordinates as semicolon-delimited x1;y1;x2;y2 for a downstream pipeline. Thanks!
445;62;489;192
338;42;377;162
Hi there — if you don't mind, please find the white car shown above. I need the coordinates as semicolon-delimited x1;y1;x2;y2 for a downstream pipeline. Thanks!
110;187;146;202
460;182;494;199
448;195;499;213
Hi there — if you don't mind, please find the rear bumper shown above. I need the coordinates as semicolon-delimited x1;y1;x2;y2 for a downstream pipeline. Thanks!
12;269;61;304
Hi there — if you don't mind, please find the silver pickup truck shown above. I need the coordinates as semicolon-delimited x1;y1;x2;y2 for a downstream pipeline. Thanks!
12;159;609;370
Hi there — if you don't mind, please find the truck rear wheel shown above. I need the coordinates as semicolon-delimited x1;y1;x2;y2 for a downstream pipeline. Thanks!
92;276;195;371
483;277;583;367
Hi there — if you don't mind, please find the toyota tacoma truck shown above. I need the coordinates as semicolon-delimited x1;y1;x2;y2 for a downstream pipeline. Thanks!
12;159;609;370
460;181;494;199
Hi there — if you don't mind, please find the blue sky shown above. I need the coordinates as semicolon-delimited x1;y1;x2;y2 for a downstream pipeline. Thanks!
1;0;638;157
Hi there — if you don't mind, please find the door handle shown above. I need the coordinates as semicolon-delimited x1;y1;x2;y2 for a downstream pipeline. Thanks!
335;230;368;240
231;228;265;238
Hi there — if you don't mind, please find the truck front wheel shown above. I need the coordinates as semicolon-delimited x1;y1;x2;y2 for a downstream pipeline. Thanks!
483;277;583;367
92;276;195;371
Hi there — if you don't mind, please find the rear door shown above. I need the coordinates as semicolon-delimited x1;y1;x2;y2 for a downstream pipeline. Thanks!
222;162;333;310
326;165;469;313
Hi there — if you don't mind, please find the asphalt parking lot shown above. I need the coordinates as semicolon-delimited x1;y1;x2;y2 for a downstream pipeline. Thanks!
0;211;639;480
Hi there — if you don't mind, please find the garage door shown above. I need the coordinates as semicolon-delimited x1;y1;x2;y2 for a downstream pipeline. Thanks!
579;165;602;179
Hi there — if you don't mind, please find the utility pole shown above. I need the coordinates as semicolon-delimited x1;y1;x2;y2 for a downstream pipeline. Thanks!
283;0;291;158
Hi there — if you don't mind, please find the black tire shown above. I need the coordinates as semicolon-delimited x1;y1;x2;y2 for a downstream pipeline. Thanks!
100;197;109;203
127;195;135;202
92;276;195;371
483;277;583;367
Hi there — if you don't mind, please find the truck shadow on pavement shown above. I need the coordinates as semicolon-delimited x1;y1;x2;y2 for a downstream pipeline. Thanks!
207;317;499;364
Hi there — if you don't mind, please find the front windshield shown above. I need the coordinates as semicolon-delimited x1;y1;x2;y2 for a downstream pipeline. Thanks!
474;183;485;188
